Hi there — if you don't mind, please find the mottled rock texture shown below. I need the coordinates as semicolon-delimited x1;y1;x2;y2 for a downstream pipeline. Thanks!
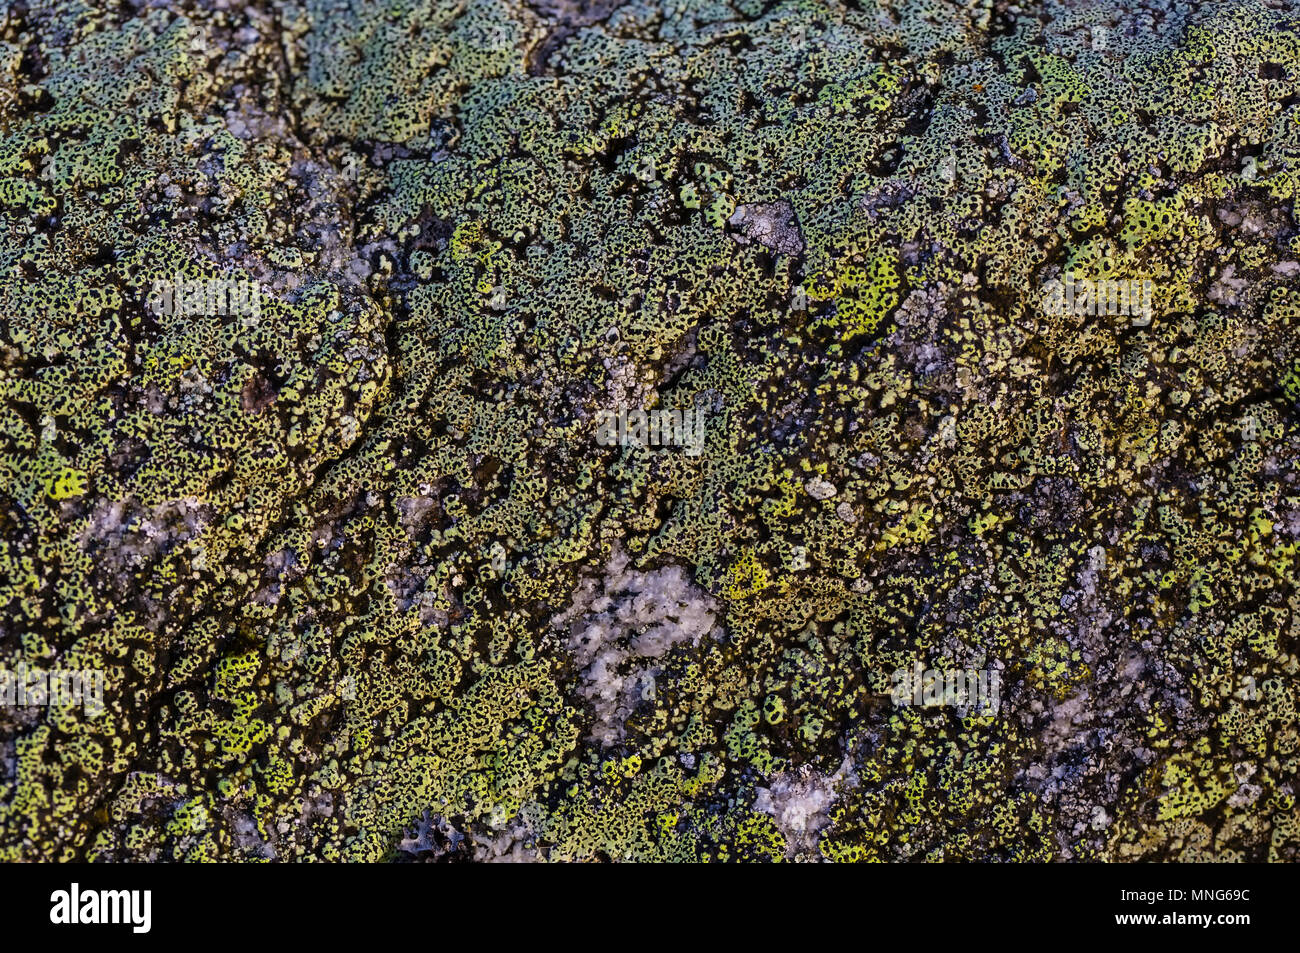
1;0;1299;861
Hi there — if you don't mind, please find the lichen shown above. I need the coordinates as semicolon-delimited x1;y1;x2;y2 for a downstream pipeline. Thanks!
1;0;1299;863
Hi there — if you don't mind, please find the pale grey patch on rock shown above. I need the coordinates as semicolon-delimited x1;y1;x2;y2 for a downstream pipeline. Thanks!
754;757;857;860
552;544;720;745
728;200;804;256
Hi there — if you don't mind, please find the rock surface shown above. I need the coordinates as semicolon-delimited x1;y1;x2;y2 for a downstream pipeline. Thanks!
0;0;1298;862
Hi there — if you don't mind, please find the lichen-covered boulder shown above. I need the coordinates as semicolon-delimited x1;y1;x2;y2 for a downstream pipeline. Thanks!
1;0;1299;862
